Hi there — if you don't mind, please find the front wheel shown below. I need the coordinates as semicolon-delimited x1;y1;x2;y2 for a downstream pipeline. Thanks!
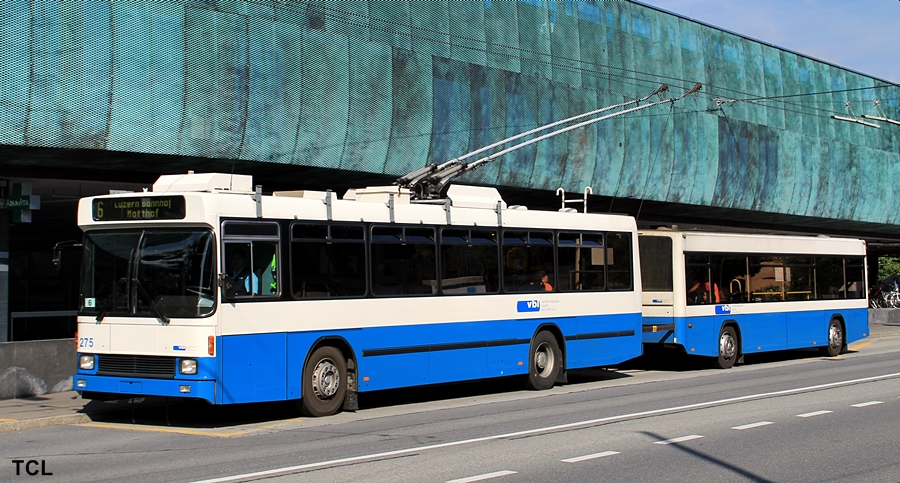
525;331;561;390
820;319;844;357
712;326;738;369
300;346;347;417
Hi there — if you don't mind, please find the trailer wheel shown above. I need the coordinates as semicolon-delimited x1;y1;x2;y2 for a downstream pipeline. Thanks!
525;331;561;390
712;326;738;369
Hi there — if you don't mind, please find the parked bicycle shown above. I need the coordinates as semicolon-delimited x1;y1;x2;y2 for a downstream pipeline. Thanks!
870;276;900;308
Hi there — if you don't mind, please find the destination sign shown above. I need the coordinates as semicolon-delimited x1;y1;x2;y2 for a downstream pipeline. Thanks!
92;196;185;221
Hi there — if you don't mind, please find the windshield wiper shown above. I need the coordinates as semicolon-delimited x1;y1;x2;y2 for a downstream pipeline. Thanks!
95;277;127;323
133;278;170;325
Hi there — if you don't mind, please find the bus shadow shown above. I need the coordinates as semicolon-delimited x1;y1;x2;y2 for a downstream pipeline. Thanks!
618;346;713;371
83;397;300;429
358;369;630;410
619;346;838;372
80;345;840;429
82;371;635;428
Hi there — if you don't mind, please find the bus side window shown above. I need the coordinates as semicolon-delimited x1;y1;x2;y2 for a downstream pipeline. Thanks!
225;242;256;296
253;242;278;295
222;221;280;299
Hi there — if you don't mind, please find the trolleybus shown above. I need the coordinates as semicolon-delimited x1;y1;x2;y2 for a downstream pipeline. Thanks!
638;229;869;368
74;172;643;416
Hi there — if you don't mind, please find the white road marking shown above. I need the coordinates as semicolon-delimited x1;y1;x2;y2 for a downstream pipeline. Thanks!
797;410;833;418
731;421;774;430
561;451;620;463
850;401;883;408
655;435;704;445
191;371;900;483
446;470;517;483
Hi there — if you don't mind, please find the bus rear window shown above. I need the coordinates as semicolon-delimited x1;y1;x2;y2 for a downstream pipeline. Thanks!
638;236;673;292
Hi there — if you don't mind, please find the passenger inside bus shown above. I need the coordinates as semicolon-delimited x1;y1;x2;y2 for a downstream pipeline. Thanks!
539;272;553;292
688;275;720;304
228;248;258;296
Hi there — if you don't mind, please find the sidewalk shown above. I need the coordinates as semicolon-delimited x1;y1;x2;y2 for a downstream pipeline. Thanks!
2;322;899;433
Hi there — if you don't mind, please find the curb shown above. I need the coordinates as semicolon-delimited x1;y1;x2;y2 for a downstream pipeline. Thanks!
870;331;900;339
0;413;91;433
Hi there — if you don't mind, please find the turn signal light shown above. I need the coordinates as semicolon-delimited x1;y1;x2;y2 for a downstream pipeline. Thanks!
208;336;215;356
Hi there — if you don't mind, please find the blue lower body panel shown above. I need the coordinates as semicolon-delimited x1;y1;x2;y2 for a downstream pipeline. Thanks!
74;374;216;403
78;312;642;405
643;307;869;358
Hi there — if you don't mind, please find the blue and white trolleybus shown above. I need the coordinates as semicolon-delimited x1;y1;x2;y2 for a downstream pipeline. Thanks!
638;229;869;368
74;172;643;415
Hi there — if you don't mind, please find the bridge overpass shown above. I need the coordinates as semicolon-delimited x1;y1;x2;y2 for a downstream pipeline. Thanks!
1;0;899;342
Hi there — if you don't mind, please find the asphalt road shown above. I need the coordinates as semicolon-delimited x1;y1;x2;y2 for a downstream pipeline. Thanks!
3;338;900;483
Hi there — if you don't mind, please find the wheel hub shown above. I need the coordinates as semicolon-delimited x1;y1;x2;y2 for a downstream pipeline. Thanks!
311;359;340;399
534;342;554;377
720;333;736;360
829;324;843;349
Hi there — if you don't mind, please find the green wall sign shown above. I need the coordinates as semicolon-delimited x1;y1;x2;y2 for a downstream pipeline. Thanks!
2;183;40;223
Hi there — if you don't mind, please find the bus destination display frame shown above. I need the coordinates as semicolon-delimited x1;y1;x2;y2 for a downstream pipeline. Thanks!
92;196;186;221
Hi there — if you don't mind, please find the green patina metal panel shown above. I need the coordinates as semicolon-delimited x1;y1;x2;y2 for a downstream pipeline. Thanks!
517;1;551;80
385;48;432;176
1;0;899;229
484;0;520;74
296;28;349;167
27;1;66;147
449;1;486;67
0;2;30;146
342;41;392;172
369;1;411;51
108;2;183;154
431;57;471;171
243;17;293;165
409;1;450;59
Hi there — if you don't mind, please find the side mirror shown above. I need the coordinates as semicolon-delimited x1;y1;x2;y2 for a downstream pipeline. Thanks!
52;240;83;272
220;274;236;301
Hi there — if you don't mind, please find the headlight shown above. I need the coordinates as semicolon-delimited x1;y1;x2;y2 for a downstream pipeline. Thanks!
79;355;95;370
180;359;198;375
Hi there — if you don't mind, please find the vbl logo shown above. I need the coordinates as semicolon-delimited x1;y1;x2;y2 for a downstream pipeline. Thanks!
715;305;732;315
517;300;541;313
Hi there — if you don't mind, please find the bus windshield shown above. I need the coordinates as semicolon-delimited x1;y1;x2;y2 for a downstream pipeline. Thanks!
80;229;216;319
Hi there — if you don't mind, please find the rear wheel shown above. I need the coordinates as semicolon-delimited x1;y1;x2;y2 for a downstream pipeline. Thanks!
820;319;844;357
525;331;561;390
712;326;738;369
300;346;347;417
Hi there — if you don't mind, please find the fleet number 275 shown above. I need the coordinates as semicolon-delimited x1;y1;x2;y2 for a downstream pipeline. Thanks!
79;337;94;348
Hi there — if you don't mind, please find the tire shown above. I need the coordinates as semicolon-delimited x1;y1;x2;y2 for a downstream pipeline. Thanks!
712;326;738;369
300;346;347;417
820;319;844;357
525;331;561;390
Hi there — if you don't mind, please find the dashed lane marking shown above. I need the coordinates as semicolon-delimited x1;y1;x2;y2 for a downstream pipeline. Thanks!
797;410;833;418
655;435;704;445
446;470;517;483
851;401;884;408
731;421;774;430
561;451;620;463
